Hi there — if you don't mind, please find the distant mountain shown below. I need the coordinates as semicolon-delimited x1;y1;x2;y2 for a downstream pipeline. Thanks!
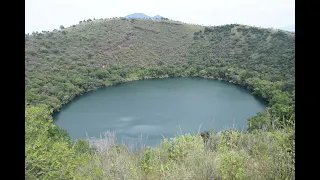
125;13;151;19
125;13;166;19
279;25;295;32
153;15;164;19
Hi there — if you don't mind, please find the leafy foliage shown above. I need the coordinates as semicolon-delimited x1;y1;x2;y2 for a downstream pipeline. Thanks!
25;106;92;179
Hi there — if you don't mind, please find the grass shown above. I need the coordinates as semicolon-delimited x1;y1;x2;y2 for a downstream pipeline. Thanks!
71;121;294;180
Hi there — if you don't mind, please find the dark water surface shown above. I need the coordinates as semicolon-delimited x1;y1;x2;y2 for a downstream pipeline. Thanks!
53;77;266;146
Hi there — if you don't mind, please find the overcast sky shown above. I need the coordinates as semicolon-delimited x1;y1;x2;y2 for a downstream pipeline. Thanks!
25;0;295;33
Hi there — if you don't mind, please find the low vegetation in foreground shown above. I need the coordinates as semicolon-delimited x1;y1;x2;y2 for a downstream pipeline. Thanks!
25;18;295;179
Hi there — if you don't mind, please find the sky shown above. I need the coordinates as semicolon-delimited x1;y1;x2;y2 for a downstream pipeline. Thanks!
25;0;295;34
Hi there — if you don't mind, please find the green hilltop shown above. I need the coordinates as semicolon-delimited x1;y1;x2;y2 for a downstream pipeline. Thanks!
25;18;295;179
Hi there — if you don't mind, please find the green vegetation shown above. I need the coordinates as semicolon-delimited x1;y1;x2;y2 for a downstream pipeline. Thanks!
25;18;295;179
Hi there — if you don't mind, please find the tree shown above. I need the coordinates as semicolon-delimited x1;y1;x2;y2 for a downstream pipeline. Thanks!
60;25;65;29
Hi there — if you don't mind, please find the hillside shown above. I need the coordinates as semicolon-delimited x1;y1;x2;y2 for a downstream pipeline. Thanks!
25;18;295;179
25;18;294;110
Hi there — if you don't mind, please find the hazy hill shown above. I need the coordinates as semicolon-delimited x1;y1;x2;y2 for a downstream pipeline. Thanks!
153;15;165;19
125;13;165;19
279;24;295;32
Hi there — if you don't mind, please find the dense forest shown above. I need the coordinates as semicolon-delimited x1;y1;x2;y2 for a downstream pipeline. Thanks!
25;18;295;179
